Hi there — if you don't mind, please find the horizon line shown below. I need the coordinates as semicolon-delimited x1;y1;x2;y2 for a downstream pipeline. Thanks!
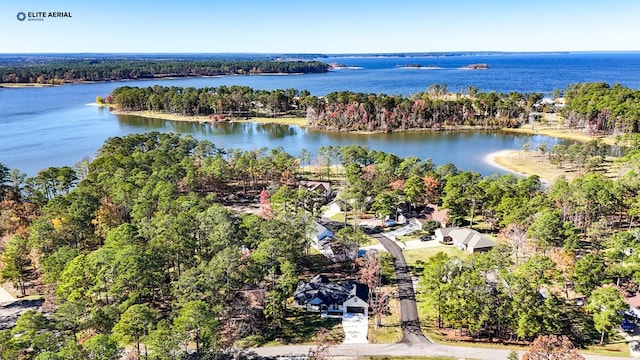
1;50;639;56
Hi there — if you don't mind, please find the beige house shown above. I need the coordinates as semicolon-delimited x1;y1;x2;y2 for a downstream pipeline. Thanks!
435;227;495;253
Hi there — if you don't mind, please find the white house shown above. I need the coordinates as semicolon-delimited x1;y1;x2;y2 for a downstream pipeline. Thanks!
293;275;368;318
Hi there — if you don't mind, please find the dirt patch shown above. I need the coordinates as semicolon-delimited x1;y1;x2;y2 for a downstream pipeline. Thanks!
0;286;16;303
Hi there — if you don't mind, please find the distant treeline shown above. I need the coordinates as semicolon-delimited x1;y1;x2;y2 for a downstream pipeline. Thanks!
0;59;329;84
109;84;543;131
109;85;312;117
563;82;640;134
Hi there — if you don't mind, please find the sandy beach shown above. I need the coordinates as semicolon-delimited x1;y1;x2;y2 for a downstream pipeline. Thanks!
484;149;552;184
107;108;308;127
0;83;57;88
484;149;524;174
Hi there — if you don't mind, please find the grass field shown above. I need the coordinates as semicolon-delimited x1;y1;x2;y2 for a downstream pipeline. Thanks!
368;296;402;344
494;150;618;183
504;125;618;146
404;245;467;266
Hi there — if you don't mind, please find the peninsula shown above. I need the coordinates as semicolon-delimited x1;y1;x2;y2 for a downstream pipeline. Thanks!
0;58;330;85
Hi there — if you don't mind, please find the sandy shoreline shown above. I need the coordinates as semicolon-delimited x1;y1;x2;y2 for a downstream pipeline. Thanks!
484;150;522;174
0;83;57;88
104;107;308;127
484;149;552;184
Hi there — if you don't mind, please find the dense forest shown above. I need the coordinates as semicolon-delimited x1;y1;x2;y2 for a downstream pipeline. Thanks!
109;85;312;117
563;82;640;134
2;132;640;358
108;82;640;134
0;59;329;84
305;86;540;132
108;84;543;131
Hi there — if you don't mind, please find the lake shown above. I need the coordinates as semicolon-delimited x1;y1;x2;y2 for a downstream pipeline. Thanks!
2;52;639;176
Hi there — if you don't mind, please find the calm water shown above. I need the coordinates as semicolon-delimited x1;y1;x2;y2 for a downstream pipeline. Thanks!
1;52;639;176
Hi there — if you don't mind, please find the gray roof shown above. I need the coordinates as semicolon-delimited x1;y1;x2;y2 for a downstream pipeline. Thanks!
294;275;368;306
313;222;334;242
468;235;495;250
436;227;495;250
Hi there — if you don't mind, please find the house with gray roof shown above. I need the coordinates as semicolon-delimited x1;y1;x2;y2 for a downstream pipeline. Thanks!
312;222;334;245
434;227;495;253
293;275;368;317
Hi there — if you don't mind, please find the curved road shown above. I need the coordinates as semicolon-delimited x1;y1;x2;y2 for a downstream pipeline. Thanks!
249;229;627;359
372;233;431;344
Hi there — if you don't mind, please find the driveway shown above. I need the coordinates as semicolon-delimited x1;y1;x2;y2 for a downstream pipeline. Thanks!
383;222;421;242
342;313;368;344
372;233;430;344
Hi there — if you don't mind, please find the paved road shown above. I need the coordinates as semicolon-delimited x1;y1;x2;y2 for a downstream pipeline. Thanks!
249;343;626;360
372;233;431;345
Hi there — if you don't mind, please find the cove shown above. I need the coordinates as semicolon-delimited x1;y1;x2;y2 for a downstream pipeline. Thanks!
116;114;571;176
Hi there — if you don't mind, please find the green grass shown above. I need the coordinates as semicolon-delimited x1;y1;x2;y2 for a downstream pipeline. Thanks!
329;211;347;222
404;245;467;267
418;298;631;358
263;308;343;345
368;296;402;343
583;333;631;357
397;230;423;243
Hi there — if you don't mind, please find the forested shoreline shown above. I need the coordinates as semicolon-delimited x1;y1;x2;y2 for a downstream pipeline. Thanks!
107;84;543;131
563;82;640;134
106;82;640;134
0;59;329;84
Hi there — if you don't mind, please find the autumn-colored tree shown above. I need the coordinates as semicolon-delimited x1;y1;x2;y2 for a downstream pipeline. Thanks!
258;189;272;218
386;178;403;192
423;175;441;203
522;335;584;360
550;248;577;300
357;252;390;328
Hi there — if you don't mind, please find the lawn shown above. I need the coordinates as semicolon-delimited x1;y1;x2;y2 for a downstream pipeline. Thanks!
494;150;618;183
368;295;402;344
397;231;423;243
404;245;467;267
504;123;618;146
265;308;343;345
583;333;631;357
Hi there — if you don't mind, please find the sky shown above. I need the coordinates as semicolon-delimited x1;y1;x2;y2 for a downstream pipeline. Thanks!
1;0;639;54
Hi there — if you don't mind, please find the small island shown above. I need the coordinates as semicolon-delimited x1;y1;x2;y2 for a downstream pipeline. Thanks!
463;63;489;69
403;64;440;69
329;62;349;69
